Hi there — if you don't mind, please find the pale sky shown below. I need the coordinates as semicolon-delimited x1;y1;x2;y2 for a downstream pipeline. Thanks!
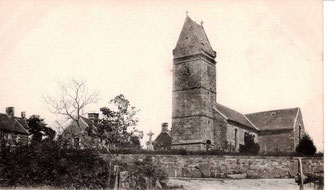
0;0;323;151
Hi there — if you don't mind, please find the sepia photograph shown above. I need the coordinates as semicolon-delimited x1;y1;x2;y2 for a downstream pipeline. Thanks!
0;0;325;189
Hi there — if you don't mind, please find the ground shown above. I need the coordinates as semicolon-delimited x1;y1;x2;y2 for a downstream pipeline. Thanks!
167;178;322;190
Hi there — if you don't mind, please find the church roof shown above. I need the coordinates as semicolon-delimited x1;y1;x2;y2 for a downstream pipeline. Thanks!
245;108;300;131
214;103;258;131
174;16;216;58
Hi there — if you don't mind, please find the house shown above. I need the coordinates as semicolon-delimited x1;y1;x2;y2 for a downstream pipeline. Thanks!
170;15;305;153
0;107;29;145
153;123;172;150
60;113;100;148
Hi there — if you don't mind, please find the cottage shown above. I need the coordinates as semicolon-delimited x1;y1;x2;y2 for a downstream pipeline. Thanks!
0;107;29;145
153;123;172;150
60;113;99;148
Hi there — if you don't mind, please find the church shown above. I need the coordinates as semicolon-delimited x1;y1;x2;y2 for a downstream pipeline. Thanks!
170;15;305;153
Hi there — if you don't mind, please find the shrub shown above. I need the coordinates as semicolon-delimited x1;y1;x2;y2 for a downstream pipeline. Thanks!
296;134;317;155
0;140;108;188
239;133;260;155
117;156;168;190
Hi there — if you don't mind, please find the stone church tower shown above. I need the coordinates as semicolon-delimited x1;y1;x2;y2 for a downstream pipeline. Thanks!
171;15;217;150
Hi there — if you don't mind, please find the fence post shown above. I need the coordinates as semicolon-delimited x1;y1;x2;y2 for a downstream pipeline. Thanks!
114;165;119;190
298;158;304;190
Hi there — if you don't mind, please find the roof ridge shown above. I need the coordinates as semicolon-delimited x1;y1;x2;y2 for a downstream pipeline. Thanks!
245;107;300;115
214;103;257;130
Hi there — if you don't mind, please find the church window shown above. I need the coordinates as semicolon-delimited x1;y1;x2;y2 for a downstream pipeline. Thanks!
234;128;238;149
271;112;276;116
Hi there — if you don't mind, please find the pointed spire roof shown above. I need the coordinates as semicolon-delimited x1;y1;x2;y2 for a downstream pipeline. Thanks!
173;16;216;59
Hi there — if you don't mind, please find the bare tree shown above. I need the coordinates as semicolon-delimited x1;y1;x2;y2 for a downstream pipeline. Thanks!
44;79;100;130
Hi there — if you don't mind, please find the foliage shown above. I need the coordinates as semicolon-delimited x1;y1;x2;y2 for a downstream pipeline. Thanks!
86;94;143;151
97;148;324;157
296;134;317;155
239;133;260;155
0;140;108;188
119;156;168;190
27;116;56;142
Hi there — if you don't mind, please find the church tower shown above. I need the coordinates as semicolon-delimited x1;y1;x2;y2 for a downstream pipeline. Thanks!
171;15;217;150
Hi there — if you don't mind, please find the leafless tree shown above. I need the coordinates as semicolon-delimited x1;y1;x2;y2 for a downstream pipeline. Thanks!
44;79;100;130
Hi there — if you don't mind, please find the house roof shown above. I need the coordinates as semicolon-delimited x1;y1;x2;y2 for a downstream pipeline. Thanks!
0;113;29;134
61;116;95;136
174;16;216;58
161;130;171;137
80;117;94;126
245;108;300;131
214;103;258;130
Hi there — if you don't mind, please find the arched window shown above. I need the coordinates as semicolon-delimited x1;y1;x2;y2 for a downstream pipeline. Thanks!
206;140;212;151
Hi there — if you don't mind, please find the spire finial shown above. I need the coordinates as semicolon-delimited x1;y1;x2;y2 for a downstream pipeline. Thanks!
200;21;204;26
186;10;189;17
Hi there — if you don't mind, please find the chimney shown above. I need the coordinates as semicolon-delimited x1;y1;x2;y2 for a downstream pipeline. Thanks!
31;114;40;119
88;113;99;121
6;107;15;118
161;122;168;133
21;111;26;119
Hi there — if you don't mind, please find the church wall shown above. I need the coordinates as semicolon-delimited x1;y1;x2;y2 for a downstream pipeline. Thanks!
172;88;214;118
226;122;258;152
258;131;295;153
199;58;216;93
213;112;258;152
173;60;202;91
171;143;207;151
172;116;214;146
213;111;228;149
293;109;306;149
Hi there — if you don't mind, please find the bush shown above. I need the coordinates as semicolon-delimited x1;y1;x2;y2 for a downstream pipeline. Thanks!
239;133;260;155
0;140;108;188
118;156;168;190
296;134;317;155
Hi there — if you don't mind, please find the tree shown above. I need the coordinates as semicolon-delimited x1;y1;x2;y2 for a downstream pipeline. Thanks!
85;94;143;187
27;116;56;142
86;94;143;151
296;134;316;155
44;79;99;131
239;133;260;154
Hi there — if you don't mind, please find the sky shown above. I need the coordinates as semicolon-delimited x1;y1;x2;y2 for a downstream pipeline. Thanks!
0;0;323;151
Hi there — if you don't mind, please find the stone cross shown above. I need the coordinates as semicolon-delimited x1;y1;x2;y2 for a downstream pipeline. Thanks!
146;131;154;151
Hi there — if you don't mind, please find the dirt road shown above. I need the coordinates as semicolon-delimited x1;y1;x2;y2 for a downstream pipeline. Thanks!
168;178;321;190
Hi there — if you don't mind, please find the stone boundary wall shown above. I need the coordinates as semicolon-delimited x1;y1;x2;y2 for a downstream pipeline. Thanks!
107;154;323;179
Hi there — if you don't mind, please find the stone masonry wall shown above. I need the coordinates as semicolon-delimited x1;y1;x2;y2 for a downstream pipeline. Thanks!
108;154;323;179
258;131;295;153
293;109;306;149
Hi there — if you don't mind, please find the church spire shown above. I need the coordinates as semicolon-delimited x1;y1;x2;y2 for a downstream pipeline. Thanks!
173;15;216;59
